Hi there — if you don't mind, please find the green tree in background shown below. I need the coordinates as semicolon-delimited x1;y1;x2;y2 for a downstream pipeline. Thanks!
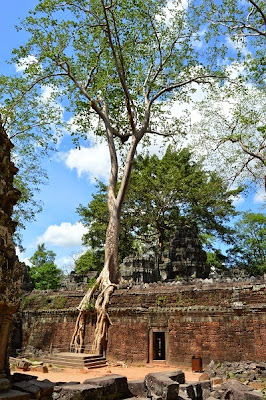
228;212;266;276
74;249;103;275
78;148;241;265
29;243;62;289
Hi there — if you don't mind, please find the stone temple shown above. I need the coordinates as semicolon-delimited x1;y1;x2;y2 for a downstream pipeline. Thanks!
120;224;210;283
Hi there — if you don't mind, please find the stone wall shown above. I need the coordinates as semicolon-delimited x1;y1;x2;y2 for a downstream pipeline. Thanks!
19;281;266;367
0;122;22;381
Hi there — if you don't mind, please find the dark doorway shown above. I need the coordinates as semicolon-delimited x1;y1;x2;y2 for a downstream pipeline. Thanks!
153;332;166;360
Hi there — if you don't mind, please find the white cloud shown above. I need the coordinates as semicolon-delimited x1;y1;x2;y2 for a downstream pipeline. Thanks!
225;36;250;58
37;222;87;248
64;143;110;182
16;247;31;265
15;55;39;73
254;188;266;204
232;194;245;205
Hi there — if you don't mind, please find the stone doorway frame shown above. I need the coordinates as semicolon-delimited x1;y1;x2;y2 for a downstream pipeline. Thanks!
148;327;169;363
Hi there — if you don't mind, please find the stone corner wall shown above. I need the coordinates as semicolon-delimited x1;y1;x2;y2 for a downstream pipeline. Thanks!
0;122;22;379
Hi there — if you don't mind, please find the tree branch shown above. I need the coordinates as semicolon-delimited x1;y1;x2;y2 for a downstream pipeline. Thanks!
150;74;224;105
101;0;136;134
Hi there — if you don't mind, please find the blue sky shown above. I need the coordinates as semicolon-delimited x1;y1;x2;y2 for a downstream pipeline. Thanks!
1;1;265;272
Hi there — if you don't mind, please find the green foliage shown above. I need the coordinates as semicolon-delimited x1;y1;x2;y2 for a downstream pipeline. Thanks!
156;296;167;307
192;83;266;187
195;0;266;86
0;73;63;245
84;298;96;312
74;249;103;275
78;148;241;260
29;243;62;289
206;249;227;271
228;212;266;276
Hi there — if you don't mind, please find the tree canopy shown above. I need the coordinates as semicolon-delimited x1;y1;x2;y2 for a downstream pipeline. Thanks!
228;211;266;275
77;147;241;270
29;243;62;289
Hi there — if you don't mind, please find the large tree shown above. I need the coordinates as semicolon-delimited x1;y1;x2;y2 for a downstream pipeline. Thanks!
9;0;232;352
29;243;62;289
0;74;64;246
228;211;266;275
191;82;266;187
78;148;241;266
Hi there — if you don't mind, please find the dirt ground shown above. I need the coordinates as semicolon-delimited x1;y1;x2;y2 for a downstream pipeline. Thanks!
13;363;201;383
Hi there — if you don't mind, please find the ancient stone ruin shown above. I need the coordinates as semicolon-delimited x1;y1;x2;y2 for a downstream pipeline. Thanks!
120;224;210;283
0;122;23;393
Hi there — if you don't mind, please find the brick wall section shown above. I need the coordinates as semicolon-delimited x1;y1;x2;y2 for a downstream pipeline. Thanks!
21;282;266;365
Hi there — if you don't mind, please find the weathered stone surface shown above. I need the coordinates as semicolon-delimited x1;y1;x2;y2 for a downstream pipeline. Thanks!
30;365;49;373
0;123;22;382
244;390;264;400
120;224;209;283
212;378;223;386
128;379;148;398
0;377;10;391
13;379;54;399
145;372;179;400
179;383;196;399
199;373;211;382
12;373;38;383
166;371;186;384
221;380;253;400
83;374;131;399
0;389;30;399
52;383;100;400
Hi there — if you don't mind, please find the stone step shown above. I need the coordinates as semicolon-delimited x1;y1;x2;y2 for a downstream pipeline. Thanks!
46;353;103;362
44;353;107;369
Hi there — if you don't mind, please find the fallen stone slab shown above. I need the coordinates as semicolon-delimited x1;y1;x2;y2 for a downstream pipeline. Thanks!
145;372;180;400
128;379;148;398
83;374;131;399
244;391;264;400
30;365;49;373
13;379;54;399
0;390;30;399
12;373;38;383
221;380;253;400
166;371;186;384
52;383;101;400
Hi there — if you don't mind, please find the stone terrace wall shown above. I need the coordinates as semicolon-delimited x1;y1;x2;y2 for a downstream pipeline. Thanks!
20;281;266;366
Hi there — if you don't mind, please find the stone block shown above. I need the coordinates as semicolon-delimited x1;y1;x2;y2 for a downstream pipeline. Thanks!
199;373;211;382
0;390;30;399
179;383;196;399
145;372;180;400
0;378;10;392
166;370;186;384
13;379;54;399
212;378;223;386
83;374;131;399
12;373;38;383
128;379;148;398
244;391;264;400
30;365;49;373
222;380;253;400
52;383;100;400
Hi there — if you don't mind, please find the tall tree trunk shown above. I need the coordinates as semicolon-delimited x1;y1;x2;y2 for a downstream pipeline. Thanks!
70;213;120;353
71;129;140;353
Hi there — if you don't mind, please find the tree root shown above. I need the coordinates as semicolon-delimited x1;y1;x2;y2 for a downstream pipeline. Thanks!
70;268;116;353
